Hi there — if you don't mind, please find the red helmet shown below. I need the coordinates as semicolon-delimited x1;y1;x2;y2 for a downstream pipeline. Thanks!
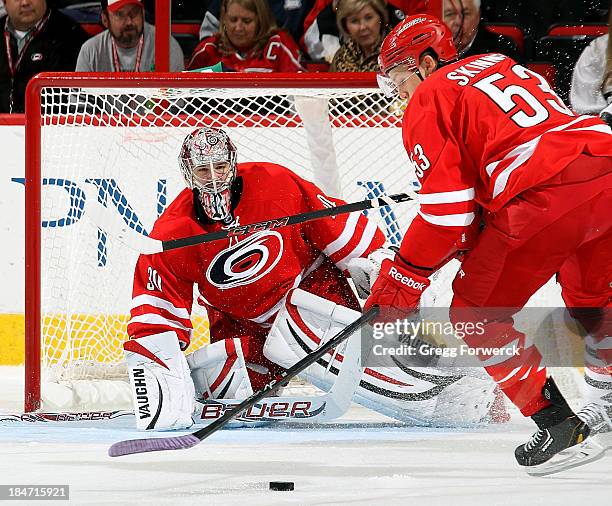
378;14;457;76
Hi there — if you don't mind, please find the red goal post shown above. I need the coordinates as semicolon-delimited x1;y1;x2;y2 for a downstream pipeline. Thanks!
24;72;417;412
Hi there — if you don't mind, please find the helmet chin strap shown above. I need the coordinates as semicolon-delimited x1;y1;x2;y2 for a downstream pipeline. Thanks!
415;69;424;81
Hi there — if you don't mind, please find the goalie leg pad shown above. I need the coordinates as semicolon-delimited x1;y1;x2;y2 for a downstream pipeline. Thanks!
124;331;195;431
265;289;498;425
264;288;358;370
429;374;498;425
186;338;254;401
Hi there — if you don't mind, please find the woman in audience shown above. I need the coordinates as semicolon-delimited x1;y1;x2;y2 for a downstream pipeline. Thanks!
187;0;304;72
330;0;389;72
303;0;426;63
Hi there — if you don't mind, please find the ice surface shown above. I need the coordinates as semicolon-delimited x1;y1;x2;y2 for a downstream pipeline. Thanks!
1;366;610;505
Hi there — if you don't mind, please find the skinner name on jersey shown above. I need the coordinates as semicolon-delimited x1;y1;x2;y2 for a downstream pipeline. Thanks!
446;53;507;86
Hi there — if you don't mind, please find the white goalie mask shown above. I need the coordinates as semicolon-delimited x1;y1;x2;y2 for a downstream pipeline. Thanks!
179;127;238;222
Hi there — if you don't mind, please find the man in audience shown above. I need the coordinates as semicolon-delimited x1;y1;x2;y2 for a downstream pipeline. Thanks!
76;0;184;72
442;0;462;45
0;0;88;113
443;0;522;62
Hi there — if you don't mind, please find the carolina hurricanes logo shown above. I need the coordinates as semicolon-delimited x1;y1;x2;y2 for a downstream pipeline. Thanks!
206;231;284;289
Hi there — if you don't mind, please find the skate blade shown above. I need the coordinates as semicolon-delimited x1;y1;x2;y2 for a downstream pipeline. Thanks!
525;439;606;477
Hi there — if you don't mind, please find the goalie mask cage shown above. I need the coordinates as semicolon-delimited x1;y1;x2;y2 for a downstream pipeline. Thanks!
24;72;580;415
24;72;417;413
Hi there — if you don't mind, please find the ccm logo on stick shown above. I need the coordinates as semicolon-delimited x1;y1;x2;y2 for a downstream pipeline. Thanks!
388;266;427;291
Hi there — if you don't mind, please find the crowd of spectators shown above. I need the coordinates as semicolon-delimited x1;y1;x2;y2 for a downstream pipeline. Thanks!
0;0;610;113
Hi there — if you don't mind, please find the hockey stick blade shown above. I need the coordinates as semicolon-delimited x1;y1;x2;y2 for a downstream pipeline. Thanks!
0;410;132;424
88;192;415;255
108;305;379;457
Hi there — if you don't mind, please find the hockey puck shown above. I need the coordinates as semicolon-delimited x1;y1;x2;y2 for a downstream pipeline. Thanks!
269;481;294;491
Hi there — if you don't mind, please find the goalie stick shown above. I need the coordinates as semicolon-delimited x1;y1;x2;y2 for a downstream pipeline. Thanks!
108;305;379;457
0;410;133;424
86;191;416;255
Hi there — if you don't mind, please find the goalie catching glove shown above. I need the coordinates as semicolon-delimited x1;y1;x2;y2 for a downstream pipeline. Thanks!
346;247;397;298
364;257;431;322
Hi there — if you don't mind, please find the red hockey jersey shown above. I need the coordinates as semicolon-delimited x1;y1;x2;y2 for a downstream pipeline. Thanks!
187;30;304;72
399;53;612;269
128;162;385;347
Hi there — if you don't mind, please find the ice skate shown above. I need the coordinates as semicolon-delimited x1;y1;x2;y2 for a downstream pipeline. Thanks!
515;378;606;476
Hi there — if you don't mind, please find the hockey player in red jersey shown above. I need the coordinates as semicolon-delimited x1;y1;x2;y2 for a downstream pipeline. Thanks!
124;126;381;429
123;126;500;433
367;14;612;472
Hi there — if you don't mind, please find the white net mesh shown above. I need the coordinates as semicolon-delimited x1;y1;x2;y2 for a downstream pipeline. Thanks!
36;82;417;410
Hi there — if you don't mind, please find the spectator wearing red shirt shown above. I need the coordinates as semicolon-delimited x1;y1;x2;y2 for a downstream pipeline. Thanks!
188;0;304;72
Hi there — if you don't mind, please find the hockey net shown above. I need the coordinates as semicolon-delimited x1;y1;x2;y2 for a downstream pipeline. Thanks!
25;73;581;414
